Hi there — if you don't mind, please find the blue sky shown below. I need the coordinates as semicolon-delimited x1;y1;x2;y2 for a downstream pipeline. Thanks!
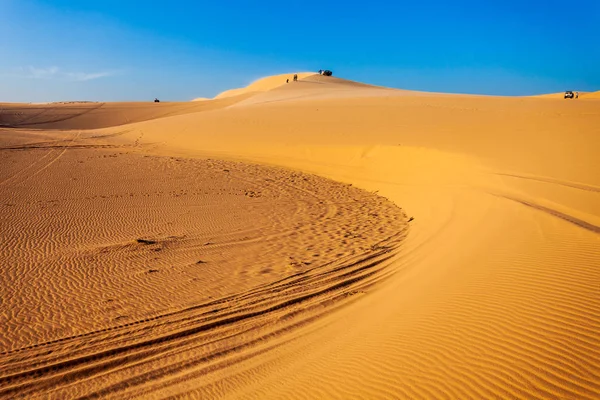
1;0;598;102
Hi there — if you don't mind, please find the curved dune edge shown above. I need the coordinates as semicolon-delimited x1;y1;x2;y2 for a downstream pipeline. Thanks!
0;131;408;398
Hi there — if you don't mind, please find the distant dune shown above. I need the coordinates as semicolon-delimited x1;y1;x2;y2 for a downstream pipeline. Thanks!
0;95;254;129
1;73;599;399
530;92;567;98
583;90;600;98
531;91;589;99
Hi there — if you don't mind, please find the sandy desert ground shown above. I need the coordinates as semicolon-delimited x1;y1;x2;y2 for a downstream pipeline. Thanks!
1;74;599;399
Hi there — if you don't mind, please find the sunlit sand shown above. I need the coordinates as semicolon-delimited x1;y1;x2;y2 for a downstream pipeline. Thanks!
1;74;599;398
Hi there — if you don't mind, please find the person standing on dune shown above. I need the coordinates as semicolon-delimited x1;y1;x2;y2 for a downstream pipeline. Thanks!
293;74;298;82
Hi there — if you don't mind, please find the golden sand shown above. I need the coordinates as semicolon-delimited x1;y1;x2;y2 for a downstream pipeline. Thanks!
1;74;599;398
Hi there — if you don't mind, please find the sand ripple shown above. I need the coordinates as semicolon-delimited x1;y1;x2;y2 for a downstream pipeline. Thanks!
0;133;407;398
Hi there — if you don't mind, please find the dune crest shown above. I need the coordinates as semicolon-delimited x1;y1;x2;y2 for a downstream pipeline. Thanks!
582;90;600;98
214;72;315;99
531;90;597;99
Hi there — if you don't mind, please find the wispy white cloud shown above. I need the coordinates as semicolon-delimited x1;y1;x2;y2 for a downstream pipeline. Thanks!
27;66;60;78
6;66;117;81
64;71;114;81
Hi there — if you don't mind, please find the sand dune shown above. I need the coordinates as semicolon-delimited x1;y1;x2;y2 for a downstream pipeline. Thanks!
1;75;599;398
0;96;253;130
532;91;590;99
582;90;600;99
531;92;570;99
214;72;315;99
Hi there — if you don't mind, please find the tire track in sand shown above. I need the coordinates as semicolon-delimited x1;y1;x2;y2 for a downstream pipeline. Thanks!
0;146;409;398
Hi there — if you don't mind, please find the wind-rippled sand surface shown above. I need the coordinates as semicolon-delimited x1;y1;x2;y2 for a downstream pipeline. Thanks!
1;74;599;399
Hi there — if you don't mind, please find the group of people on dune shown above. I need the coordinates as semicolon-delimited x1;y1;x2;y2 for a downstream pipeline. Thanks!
286;70;333;84
286;74;299;84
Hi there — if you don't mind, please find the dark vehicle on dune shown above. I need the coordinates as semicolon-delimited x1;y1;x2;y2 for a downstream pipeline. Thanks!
322;70;333;76
564;91;574;99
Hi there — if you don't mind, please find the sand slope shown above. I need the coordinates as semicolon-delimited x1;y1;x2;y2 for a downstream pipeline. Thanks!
532;91;590;99
0;122;407;398
1;76;599;398
583;90;600;99
214;72;315;99
0;96;252;130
